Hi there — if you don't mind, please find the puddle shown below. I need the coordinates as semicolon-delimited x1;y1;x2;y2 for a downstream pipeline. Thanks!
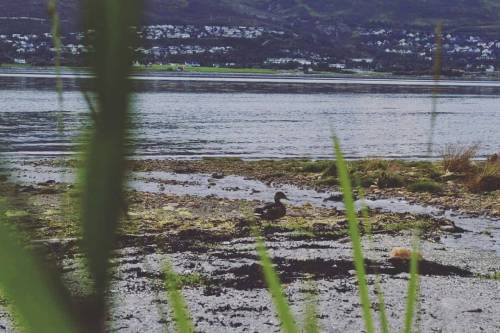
6;164;500;255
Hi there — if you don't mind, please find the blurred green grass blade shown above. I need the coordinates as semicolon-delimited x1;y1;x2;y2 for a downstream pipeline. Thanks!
333;137;374;333
303;283;319;333
403;236;420;333
164;263;194;333
81;0;140;304
255;235;299;333
375;277;390;333
47;0;64;132
356;180;390;333
0;215;77;333
428;22;443;154
355;183;373;236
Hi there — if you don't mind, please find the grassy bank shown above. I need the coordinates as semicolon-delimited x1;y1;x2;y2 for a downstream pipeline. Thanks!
133;64;278;74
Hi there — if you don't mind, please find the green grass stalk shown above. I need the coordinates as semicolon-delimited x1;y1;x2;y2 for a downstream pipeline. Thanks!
255;234;299;333
164;263;195;333
403;235;421;333
375;276;390;333
303;282;319;333
0;213;77;333
79;0;141;328
355;180;390;333
333;137;374;333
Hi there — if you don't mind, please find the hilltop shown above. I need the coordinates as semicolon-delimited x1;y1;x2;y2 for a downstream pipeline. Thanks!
1;0;500;34
1;1;499;74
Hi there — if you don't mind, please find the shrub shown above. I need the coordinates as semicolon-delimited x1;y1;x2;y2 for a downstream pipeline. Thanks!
377;171;405;188
360;159;390;171
301;160;336;175
408;179;443;193
487;153;499;164
322;163;338;177
315;176;338;186
468;161;500;192
442;144;478;173
351;171;376;187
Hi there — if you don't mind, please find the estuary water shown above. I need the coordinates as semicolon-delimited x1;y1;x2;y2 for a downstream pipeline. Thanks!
0;72;499;160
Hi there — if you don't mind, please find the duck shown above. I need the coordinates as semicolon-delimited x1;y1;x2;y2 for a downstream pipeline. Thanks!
254;191;289;220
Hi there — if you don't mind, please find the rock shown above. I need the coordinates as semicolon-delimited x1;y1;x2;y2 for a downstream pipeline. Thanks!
337;237;351;243
389;247;423;263
38;187;59;194
173;166;196;174
439;225;456;232
222;186;241;192
211;172;225;179
162;203;179;211
19;185;36;193
324;192;343;202
336;219;348;227
440;171;463;181
439;222;466;233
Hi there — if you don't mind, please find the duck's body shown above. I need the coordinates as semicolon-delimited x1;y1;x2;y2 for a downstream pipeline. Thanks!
254;192;288;220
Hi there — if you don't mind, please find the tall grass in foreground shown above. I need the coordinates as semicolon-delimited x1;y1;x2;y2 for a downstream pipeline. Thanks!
79;0;140;328
0;0;140;332
48;0;64;124
336;137;421;333
356;183;390;333
255;235;300;333
302;282;320;333
403;235;421;333
0;211;78;333
164;263;195;333
333;137;375;333
427;22;443;154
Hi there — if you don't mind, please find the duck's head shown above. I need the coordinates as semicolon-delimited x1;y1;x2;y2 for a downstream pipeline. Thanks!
274;191;289;202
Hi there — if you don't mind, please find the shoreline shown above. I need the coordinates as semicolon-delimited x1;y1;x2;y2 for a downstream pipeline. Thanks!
3;66;500;95
1;65;500;83
1;156;499;332
17;157;500;218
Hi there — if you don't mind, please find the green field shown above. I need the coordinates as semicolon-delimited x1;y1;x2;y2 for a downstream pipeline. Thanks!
134;64;277;74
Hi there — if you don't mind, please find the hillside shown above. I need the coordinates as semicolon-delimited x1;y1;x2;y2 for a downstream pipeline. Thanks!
1;0;500;34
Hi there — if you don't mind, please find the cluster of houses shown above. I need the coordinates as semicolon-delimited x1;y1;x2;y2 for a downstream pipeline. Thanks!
139;24;284;40
0;32;86;65
136;45;232;57
0;24;498;74
357;28;499;71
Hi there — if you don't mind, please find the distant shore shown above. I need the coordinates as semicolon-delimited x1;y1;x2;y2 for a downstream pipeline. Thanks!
2;64;500;82
2;65;500;95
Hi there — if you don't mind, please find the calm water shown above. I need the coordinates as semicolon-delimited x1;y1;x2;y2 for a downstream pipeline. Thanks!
0;76;499;160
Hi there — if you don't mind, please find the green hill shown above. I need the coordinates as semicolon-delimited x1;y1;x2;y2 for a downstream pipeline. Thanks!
1;0;500;33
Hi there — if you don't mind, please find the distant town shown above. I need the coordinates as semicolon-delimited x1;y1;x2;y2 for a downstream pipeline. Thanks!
1;23;499;76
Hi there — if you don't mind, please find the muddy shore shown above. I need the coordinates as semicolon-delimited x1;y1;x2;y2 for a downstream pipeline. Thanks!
0;157;499;332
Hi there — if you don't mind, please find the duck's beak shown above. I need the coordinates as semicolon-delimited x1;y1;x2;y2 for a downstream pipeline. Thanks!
283;195;290;201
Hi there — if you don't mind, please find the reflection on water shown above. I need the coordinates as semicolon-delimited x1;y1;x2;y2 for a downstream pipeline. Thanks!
0;82;499;160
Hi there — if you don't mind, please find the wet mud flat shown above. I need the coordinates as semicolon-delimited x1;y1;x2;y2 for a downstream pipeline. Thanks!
0;158;499;332
64;235;499;333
